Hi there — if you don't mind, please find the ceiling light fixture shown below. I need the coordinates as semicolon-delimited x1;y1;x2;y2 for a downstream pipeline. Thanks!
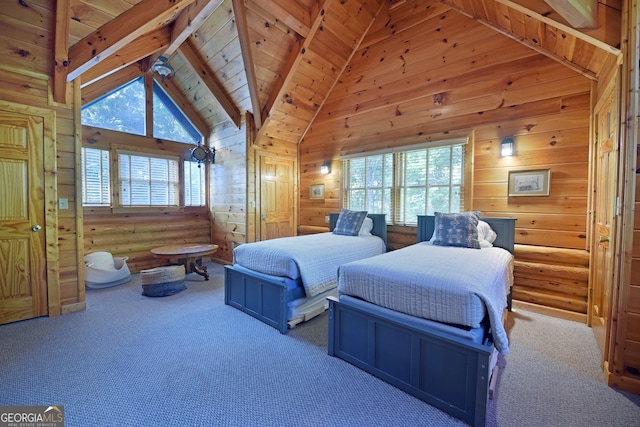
152;56;174;82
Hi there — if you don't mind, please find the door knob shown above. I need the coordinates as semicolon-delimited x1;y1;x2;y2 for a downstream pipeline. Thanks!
31;225;42;232
599;236;609;243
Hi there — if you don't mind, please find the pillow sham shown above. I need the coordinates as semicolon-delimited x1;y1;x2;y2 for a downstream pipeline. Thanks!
359;216;373;236
333;209;368;236
432;211;481;249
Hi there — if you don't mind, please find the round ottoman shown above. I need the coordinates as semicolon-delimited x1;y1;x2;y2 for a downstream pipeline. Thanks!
140;266;186;297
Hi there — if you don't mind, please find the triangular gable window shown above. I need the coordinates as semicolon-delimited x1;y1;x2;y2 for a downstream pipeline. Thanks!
153;81;201;144
81;77;202;144
81;77;145;135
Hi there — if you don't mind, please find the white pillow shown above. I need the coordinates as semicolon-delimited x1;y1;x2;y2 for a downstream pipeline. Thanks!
477;220;497;248
358;217;373;236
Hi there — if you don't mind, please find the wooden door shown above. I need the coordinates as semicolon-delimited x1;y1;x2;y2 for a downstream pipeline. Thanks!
0;109;47;324
589;83;618;357
259;156;295;240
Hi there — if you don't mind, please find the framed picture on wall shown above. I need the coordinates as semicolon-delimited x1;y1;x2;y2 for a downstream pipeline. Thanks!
508;169;550;196
310;184;325;199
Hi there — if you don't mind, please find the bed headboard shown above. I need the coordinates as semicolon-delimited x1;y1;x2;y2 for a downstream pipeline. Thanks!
416;215;517;254
329;212;387;248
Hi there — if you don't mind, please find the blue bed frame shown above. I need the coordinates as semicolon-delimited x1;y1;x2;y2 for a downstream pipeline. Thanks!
224;213;387;334
328;216;516;427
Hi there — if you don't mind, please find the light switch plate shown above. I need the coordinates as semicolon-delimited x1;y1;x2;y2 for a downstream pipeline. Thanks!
59;198;69;209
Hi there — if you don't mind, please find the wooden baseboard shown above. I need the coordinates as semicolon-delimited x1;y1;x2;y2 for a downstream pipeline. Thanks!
604;362;640;395
61;301;86;314
512;300;587;324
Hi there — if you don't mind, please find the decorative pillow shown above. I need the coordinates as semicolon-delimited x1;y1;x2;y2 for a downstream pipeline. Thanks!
333;209;368;236
432;211;481;249
477;220;497;248
358;217;373;236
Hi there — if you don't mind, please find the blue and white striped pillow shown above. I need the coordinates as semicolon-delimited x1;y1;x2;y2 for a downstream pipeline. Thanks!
333;209;368;236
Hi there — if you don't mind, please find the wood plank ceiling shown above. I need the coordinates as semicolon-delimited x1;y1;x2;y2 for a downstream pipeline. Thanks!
58;0;621;142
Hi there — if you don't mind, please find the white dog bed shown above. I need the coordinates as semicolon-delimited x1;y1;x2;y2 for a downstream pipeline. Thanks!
85;251;131;289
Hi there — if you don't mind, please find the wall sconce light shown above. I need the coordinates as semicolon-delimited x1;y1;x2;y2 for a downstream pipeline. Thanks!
501;138;514;157
320;162;331;174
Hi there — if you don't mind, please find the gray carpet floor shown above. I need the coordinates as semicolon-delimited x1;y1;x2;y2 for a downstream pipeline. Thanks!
0;262;639;426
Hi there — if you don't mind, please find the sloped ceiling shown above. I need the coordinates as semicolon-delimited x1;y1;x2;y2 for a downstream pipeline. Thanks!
59;0;622;142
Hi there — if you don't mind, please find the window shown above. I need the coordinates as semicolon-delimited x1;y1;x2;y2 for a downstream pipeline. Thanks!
153;82;201;144
343;139;467;225
81;78;207;210
81;147;111;206
118;151;179;207
81;77;202;144
81;77;146;135
184;160;206;206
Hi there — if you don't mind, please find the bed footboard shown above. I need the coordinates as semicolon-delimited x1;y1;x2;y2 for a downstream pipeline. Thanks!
328;296;493;427
224;265;290;334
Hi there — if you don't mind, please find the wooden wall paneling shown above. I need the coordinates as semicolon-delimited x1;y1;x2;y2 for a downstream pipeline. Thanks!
210;121;247;263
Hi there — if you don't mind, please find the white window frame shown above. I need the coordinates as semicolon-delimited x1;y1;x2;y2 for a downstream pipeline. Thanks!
81;147;111;206
183;160;206;207
342;138;469;225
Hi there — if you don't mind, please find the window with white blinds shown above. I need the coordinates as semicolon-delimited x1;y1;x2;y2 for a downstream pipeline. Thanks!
81;147;111;206
343;141;466;225
118;151;179;207
184;160;206;206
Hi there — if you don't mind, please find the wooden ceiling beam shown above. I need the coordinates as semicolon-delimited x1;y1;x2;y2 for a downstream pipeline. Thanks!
232;0;263;130
544;0;598;29
67;0;196;82
255;0;330;143
53;0;70;104
146;0;225;71
166;0;225;57
80;26;172;88
177;38;241;128
491;0;620;56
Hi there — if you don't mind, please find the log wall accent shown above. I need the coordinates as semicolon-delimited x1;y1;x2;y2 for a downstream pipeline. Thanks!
299;1;593;314
84;209;211;273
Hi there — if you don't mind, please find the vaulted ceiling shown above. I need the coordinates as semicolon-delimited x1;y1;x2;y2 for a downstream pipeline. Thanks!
58;0;622;143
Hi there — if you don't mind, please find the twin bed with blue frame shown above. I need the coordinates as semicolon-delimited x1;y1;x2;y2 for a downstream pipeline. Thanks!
224;213;387;334
328;215;516;427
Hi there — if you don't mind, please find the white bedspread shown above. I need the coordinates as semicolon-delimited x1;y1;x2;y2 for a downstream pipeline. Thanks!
337;242;513;354
233;233;386;297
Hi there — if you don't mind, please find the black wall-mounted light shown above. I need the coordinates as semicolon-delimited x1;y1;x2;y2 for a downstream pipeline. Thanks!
320;162;331;174
501;138;514;157
190;143;215;168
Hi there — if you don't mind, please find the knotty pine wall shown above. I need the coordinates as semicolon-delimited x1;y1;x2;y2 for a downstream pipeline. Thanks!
0;2;82;313
299;4;595;315
209;121;248;264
